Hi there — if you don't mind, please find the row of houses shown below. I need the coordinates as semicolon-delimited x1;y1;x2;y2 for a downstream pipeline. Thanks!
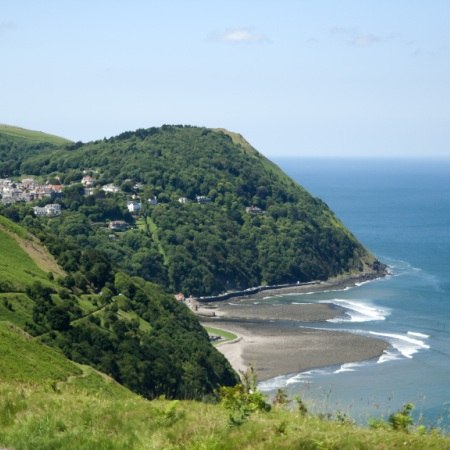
126;195;213;214
0;178;62;205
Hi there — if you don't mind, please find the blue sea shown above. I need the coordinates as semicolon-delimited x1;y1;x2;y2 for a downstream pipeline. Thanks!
259;158;450;430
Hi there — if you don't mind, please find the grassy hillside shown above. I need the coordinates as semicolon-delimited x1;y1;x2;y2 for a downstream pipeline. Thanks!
0;124;71;177
0;326;448;450
0;124;71;146
0;223;60;293
0;142;448;448
0;217;238;399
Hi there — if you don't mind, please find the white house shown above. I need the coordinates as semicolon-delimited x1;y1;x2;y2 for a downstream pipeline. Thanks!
101;184;120;193
148;196;158;205
33;203;61;217
127;200;142;213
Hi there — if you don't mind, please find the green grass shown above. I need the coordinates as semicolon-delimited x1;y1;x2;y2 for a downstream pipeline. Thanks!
77;295;101;314
203;325;238;344
0;293;34;327
0;321;81;384
0;316;449;449
0;215;29;239
118;309;152;332
0;228;52;291
0;124;71;145
0;381;448;449
146;216;168;265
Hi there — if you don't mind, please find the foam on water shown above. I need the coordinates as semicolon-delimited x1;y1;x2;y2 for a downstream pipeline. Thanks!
371;331;430;363
323;299;389;323
333;361;368;374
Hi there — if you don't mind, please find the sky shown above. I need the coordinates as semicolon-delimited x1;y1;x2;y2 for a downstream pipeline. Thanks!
1;0;449;158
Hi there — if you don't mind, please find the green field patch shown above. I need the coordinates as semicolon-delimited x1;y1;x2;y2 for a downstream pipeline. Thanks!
0;321;81;384
0;293;34;327
78;295;101;314
203;325;238;345
118;309;152;333
0;228;51;291
64;365;134;400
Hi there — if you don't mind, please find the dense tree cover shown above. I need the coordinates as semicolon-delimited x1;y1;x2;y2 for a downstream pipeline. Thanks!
0;215;238;399
0;133;60;177
1;125;380;296
0;124;383;399
39;274;238;399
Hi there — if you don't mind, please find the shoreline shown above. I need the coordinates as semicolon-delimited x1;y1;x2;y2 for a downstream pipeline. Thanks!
203;318;388;382
198;271;389;382
195;268;387;305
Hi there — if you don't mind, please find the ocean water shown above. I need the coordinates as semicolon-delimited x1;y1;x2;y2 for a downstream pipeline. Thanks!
259;158;450;430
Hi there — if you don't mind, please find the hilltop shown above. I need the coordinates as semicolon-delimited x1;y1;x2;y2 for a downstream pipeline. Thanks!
0;124;384;297
0;124;71;146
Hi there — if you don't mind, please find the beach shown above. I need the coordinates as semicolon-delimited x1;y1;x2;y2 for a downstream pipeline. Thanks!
199;277;389;381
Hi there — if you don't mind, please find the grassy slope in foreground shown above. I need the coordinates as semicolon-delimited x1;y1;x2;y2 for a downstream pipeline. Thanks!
0;322;448;450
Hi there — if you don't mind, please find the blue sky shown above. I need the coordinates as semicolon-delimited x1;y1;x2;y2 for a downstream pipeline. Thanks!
1;0;449;157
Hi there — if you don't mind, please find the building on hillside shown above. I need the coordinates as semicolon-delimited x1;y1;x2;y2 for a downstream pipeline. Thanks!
108;220;129;231
47;184;63;193
178;197;189;204
127;200;142;213
196;195;211;204
101;184;120;193
147;196;158;205
81;175;95;187
33;203;62;217
245;206;264;214
21;178;35;189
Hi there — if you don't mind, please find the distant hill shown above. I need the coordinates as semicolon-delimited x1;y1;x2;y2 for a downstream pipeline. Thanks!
1;124;383;296
0;124;71;177
0;124;71;146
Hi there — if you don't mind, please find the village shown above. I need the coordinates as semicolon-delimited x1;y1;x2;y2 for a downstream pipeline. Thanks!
0;174;265;221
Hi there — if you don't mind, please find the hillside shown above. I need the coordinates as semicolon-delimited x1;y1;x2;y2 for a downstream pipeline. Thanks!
0;124;71;146
1;322;449;449
0;125;384;296
0;126;449;448
0;125;71;177
0;217;238;399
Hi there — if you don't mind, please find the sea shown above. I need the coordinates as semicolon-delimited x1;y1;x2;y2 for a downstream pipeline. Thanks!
259;158;450;431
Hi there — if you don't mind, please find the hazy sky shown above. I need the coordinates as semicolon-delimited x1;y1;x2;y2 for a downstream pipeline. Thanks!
1;1;449;158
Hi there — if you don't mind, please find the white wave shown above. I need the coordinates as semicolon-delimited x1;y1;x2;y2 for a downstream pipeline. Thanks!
333;361;367;374
407;331;430;339
323;299;389;323
370;331;430;361
258;375;289;391
286;368;333;384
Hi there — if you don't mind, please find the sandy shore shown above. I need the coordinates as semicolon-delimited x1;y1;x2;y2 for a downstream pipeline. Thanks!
203;318;388;381
196;270;389;382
